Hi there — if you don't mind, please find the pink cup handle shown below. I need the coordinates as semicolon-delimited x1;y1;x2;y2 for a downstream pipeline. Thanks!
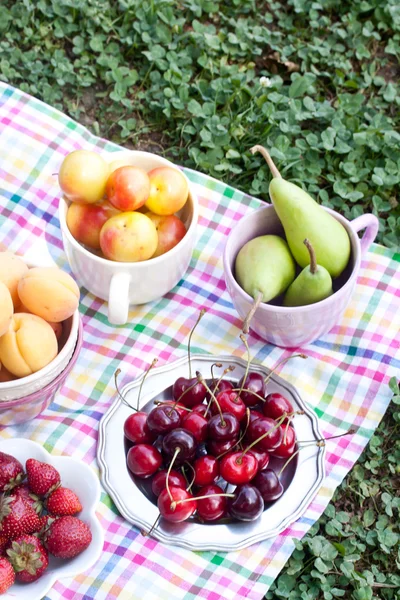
349;213;379;258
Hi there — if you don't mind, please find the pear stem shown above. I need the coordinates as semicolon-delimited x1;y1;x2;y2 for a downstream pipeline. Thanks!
304;239;317;275
250;145;282;179
187;309;206;379
242;289;263;335
238;333;251;397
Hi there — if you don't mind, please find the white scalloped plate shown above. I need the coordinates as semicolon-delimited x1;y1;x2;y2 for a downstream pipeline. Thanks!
0;438;104;600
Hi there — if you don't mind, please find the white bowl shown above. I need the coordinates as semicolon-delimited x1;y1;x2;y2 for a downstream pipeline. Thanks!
0;438;104;600
58;150;198;325
0;310;80;402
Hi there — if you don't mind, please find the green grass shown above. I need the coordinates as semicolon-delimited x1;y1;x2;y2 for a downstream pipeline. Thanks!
0;1;399;597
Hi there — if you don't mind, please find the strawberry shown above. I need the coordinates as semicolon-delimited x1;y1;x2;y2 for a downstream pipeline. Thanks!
0;452;24;493
0;534;8;556
25;459;60;496
0;494;41;539
44;516;92;559
0;556;15;593
47;487;82;516
13;484;43;515
6;534;48;583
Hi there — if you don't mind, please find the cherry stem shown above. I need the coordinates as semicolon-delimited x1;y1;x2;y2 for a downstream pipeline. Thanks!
231;386;266;403
142;514;161;537
239;413;287;460
166;448;181;502
114;369;137;412
175;379;201;407
187;309;206;379
175;492;235;506
283;418;292;445
263;353;307;386
238;333;252;397
216;408;251;461
250;145;282;179
136;358;158;411
184;461;196;493
304;239;317;275
204;366;235;418
210;362;223;384
196;372;225;427
278;429;356;477
154;400;192;412
242;290;263;335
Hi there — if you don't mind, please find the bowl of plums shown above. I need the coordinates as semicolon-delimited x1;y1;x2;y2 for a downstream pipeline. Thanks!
98;313;326;551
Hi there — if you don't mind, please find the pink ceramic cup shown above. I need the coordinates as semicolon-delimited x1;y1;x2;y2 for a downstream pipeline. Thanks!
223;205;379;348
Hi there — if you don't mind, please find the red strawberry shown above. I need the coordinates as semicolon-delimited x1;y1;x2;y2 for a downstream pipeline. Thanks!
0;534;8;556
13;484;42;515
26;459;60;496
0;494;41;539
6;534;48;583
47;487;82;516
0;452;24;493
44;516;92;559
0;556;15;593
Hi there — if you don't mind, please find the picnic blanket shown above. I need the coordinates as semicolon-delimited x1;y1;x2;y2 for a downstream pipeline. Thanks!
0;81;399;600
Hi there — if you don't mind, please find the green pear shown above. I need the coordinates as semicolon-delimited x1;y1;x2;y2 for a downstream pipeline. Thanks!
250;146;351;278
283;239;333;307
235;234;296;307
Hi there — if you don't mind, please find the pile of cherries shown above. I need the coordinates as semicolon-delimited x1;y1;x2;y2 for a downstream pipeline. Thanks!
121;327;305;527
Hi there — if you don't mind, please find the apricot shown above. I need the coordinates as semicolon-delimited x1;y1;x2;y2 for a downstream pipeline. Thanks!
18;267;80;323
99;212;158;262
66;200;120;250
0;281;13;337
0;362;16;383
0;251;29;308
48;321;63;341
0;313;58;378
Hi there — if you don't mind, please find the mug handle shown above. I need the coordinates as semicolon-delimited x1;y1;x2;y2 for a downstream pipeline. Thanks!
108;272;131;325
349;213;379;258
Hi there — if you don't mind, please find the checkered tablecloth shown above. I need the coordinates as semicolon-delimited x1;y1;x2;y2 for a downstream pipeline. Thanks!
0;82;399;600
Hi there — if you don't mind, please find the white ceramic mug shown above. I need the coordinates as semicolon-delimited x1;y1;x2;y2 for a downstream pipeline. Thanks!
59;151;198;325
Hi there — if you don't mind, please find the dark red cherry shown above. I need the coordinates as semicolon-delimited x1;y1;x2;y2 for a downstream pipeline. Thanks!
173;377;207;408
249;409;264;423
181;412;208;443
196;484;227;521
124;412;155;444
193;455;219;487
205;379;234;401
262;393;294;422
238;372;265;407
246;448;270;471
146;405;181;434
155;401;188;419
207;412;240;442
192;404;210;419
210;391;246;422
252;469;284;502
247;417;283;452
127;444;162;478
158;486;196;522
151;469;187;497
195;442;209;458
207;437;237;457
228;484;264;521
271;425;296;458
162;428;196;465
219;451;258;485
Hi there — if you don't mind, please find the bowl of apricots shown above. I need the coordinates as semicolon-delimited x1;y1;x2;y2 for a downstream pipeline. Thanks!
0;250;82;423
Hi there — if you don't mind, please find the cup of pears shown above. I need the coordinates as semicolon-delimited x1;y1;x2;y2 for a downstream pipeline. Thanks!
223;146;379;348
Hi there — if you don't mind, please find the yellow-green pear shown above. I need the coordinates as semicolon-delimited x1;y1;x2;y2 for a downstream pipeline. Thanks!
250;146;351;278
235;235;296;332
283;239;333;307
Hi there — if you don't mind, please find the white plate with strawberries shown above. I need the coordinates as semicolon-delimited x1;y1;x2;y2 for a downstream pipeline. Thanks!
0;438;104;599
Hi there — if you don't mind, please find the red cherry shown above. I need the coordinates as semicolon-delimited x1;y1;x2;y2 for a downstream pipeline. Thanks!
173;377;207;408
127;444;162;478
249;409;264;423
207;412;240;442
262;393;293;422
196;484;227;521
210;391;246;422
158;486;197;522
181;412;208;443
207;437;237;457
124;412;155;444
193;455;219;487
271;425;296;458
191;404;210;419
205;379;234;402
146;405;181;435
238;372;265;407
246;448;270;471
247;417;283;452
156;401;188;419
219;451;258;485
151;469;187;497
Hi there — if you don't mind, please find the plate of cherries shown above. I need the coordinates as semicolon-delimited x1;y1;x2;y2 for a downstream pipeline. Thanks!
98;325;326;551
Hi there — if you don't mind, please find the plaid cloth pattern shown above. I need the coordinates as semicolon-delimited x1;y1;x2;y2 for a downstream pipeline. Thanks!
0;82;399;600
